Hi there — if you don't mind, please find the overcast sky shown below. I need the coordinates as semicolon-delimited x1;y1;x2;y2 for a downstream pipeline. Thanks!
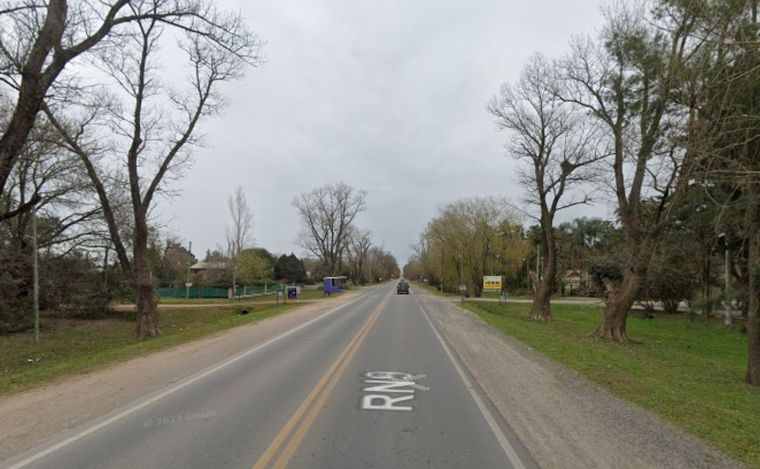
157;0;612;264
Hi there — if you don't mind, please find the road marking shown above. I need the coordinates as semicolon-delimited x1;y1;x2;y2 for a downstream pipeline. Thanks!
253;290;391;469
417;301;527;469
3;290;374;469
360;371;429;411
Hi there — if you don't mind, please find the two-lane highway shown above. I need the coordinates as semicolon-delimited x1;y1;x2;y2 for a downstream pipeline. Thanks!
3;284;535;469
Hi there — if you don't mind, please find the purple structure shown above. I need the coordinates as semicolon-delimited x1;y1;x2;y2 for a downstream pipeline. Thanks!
323;276;347;294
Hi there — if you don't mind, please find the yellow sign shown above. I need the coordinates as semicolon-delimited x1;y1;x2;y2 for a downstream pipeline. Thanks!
483;276;502;293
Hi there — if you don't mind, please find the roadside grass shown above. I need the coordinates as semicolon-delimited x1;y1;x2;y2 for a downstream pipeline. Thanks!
0;302;296;396
412;281;455;297
412;281;597;301
462;301;760;468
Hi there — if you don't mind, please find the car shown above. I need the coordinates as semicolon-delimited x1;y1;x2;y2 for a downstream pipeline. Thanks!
396;281;410;294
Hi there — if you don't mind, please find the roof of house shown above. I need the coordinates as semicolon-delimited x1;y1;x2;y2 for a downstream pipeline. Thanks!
190;261;227;271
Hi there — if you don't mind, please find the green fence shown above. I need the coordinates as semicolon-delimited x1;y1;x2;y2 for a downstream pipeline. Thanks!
156;284;284;299
157;287;228;298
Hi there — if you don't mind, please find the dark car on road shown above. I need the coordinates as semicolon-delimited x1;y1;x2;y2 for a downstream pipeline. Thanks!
397;280;410;294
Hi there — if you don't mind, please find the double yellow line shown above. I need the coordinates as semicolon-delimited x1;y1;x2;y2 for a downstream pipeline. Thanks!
252;290;391;469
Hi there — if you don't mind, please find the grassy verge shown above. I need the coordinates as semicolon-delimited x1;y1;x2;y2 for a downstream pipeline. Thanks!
462;301;759;467
0;302;297;396
412;281;455;297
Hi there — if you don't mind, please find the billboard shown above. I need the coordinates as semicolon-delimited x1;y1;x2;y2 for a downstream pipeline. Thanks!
483;275;502;294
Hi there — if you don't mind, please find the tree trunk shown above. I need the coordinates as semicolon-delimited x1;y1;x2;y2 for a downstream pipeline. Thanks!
746;230;759;385
594;272;641;342
0;0;68;198
134;269;159;339
133;221;159;339
530;247;555;320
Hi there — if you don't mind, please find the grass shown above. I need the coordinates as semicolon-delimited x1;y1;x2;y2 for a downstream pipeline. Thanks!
0;302;297;395
462;301;760;468
412;281;456;297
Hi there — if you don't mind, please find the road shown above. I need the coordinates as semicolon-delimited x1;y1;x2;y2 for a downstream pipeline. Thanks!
3;284;535;469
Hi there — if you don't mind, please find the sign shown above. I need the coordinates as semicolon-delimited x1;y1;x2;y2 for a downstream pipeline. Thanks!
184;282;192;288
483;275;502;294
287;287;297;299
458;284;467;293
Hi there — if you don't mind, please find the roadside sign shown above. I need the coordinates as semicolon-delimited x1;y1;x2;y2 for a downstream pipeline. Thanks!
483;275;502;294
458;284;467;293
184;282;192;287
287;287;297;299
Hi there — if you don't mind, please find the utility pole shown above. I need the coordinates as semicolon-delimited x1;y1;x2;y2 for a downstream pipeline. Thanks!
186;241;192;299
725;243;733;326
31;211;39;345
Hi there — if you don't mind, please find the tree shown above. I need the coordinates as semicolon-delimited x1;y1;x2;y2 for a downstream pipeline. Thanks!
292;182;367;275
557;4;699;341
226;186;254;292
44;4;262;338
236;248;274;284
489;54;603;320
681;0;760;384
417;197;529;297
155;238;195;288
403;255;424;281
367;247;400;282
346;227;372;284
274;253;306;284
226;186;253;259
0;0;257;216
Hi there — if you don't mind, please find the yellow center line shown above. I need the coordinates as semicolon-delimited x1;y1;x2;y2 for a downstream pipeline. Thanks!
252;290;392;469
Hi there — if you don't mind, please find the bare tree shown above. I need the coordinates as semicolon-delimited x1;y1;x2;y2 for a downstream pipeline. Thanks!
346;227;372;284
556;4;699;341
226;186;254;257
44;5;262;338
0;0;262;216
293;182;367;275
489;54;603;320
226;185;253;294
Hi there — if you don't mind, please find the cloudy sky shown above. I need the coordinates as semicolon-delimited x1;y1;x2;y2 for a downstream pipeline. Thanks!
159;0;612;264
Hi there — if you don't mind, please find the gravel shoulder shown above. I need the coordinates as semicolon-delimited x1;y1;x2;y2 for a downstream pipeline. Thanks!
0;290;362;462
420;292;745;469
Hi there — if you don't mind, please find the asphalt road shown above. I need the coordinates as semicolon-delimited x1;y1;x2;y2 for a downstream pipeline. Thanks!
3;284;536;469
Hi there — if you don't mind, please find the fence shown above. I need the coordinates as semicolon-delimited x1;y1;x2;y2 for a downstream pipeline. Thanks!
156;284;286;299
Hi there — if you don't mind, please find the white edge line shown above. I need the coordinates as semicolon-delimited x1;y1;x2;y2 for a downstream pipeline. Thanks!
5;291;372;469
417;301;527;469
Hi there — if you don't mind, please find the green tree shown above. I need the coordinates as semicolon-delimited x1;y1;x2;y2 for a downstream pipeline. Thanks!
274;253;306;283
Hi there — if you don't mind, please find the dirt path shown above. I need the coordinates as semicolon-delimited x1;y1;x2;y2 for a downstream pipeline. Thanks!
0;290;362;462
419;292;745;469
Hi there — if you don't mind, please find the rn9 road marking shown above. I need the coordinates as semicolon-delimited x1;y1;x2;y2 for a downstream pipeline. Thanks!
360;371;429;411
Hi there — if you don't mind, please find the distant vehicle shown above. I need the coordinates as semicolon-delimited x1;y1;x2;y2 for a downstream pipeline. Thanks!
397;280;410;295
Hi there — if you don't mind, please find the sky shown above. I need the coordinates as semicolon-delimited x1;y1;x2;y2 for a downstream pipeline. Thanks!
157;0;612;265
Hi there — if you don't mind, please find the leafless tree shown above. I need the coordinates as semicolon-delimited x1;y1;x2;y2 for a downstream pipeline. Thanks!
293;182;367;276
489;54;604;320
345;227;372;284
0;0;262;219
226;186;254;256
44;4;262;338
225;185;253;293
0;115;104;253
556;4;700;341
